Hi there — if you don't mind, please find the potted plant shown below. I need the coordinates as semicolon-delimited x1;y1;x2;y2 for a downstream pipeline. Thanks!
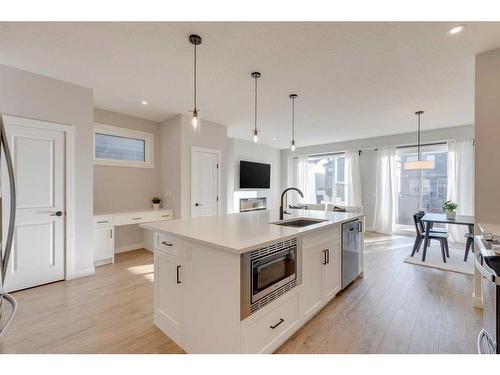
442;200;458;220
152;196;162;210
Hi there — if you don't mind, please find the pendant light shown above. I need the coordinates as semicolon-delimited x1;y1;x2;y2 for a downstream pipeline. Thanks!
251;72;261;143
289;94;298;152
404;111;435;170
189;34;202;131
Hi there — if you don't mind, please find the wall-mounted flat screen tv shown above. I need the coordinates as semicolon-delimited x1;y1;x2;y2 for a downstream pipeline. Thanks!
239;160;271;189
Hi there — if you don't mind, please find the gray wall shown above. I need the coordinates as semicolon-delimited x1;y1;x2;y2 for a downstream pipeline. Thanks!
0;64;95;277
160;114;229;219
475;48;500;226
93;108;162;249
281;124;474;229
226;138;282;213
160;115;182;217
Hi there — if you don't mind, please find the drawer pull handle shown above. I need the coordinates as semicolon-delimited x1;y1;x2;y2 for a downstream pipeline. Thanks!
270;318;284;329
176;265;181;284
97;220;108;224
323;249;328;265
161;241;173;247
132;217;142;220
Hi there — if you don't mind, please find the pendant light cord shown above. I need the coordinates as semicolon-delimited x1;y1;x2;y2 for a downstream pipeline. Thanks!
254;76;258;132
193;43;197;110
292;96;295;141
417;112;421;161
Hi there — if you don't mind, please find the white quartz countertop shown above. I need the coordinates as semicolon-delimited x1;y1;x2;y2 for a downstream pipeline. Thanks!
141;209;364;254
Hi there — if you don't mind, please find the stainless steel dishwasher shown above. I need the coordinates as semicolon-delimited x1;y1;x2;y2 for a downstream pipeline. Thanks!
341;219;362;289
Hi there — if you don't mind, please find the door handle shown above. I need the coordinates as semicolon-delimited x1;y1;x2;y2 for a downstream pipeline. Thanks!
270;318;285;329
326;249;330;264
50;211;63;217
195;203;202;207
176;265;181;284
323;249;328;265
161;241;173;247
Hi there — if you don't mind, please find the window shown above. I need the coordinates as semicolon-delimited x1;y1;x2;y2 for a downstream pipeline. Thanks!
94;123;154;168
396;144;448;227
306;154;346;204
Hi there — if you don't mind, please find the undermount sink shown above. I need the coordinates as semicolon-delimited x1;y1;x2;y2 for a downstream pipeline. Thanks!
273;218;327;228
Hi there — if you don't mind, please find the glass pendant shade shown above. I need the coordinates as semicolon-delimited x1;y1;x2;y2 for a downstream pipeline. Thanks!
191;109;200;132
252;129;259;143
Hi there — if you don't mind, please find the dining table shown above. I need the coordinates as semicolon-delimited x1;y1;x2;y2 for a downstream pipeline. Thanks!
420;213;475;262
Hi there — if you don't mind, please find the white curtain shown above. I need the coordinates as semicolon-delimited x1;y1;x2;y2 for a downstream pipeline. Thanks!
344;150;363;207
447;139;474;242
292;156;310;204
373;147;397;235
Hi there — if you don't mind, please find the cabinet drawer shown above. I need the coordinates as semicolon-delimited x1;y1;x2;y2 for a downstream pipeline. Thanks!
156;232;182;258
302;225;340;249
156;211;174;221
113;212;157;226
93;216;113;228
242;293;300;353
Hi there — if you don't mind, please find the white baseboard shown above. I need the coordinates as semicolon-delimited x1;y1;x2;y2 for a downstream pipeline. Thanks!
115;242;145;254
67;266;95;280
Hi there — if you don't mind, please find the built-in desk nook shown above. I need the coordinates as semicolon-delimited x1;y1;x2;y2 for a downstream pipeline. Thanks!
93;209;174;266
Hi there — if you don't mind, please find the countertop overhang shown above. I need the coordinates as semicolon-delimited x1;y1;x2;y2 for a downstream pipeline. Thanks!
141;209;365;254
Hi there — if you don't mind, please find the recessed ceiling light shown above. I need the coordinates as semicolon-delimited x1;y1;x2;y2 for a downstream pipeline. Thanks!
141;100;148;105
448;24;465;35
272;137;277;141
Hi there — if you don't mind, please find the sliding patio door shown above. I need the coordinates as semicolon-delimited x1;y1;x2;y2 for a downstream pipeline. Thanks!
395;144;448;229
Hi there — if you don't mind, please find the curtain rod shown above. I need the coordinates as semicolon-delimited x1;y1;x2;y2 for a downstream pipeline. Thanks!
291;139;474;159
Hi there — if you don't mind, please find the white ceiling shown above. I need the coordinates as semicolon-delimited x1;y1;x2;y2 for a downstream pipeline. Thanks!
1;22;500;149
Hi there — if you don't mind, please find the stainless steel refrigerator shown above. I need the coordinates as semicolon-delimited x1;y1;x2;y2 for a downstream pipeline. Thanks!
0;115;17;336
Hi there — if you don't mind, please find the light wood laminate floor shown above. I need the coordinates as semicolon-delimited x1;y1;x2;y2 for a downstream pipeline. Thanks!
0;233;482;354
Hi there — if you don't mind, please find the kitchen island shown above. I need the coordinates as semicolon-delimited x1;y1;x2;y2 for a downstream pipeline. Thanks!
141;209;365;353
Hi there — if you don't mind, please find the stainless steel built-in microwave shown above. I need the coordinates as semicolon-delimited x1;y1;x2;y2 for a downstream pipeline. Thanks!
240;238;301;319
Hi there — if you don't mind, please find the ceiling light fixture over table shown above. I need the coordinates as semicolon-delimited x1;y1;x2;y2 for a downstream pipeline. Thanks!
251;72;261;143
189;34;202;132
404;110;435;170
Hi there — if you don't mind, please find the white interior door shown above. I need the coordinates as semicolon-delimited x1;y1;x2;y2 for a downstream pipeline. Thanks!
191;147;220;218
2;122;66;292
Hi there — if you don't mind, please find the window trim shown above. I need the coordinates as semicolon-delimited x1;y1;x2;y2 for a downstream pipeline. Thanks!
93;123;154;168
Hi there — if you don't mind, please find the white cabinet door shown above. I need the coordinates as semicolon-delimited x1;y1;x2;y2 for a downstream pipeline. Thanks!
301;248;324;321
93;227;114;265
322;244;341;302
154;250;182;347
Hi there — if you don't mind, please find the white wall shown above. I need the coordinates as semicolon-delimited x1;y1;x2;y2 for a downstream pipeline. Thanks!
281;124;474;229
226;138;282;214
0;64;95;278
93;108;162;250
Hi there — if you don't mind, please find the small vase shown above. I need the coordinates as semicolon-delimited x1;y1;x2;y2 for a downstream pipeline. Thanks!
446;210;456;220
152;203;160;210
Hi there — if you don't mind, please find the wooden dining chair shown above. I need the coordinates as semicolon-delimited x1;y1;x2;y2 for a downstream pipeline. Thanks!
411;212;450;262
